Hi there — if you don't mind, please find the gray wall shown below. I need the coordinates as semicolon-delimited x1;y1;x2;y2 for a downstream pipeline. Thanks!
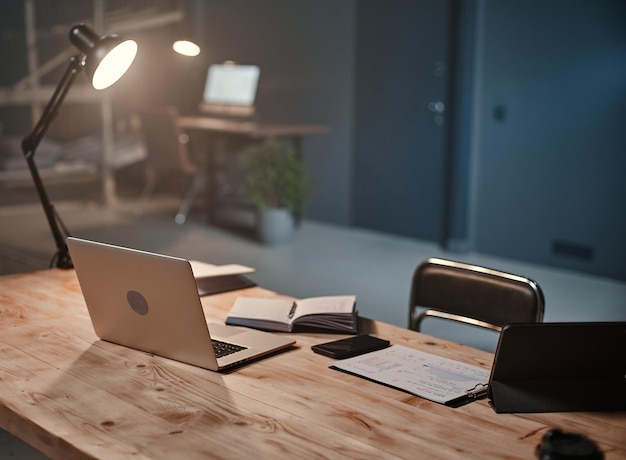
350;0;626;280
472;0;626;280
188;0;356;225
2;0;624;281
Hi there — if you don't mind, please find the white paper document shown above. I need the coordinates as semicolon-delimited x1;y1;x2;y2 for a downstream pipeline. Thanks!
331;345;490;405
189;260;254;278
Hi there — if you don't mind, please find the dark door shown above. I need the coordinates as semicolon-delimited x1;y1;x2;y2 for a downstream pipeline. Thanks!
353;0;453;241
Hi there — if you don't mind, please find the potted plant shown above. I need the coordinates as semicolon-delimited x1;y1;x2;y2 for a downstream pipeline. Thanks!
239;137;312;244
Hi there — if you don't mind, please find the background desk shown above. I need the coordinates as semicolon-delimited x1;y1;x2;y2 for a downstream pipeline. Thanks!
0;269;624;459
177;116;329;225
177;116;330;139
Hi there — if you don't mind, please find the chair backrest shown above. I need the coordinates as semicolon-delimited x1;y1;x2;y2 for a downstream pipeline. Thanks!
409;258;544;333
139;106;193;174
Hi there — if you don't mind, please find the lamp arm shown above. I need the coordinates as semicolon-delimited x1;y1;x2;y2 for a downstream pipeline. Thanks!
22;55;83;153
21;55;84;269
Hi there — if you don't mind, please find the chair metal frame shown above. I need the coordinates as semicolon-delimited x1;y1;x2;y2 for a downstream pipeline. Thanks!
409;258;545;333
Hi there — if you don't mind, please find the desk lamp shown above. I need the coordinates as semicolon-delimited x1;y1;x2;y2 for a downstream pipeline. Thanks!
21;24;137;269
172;38;201;57
171;22;200;57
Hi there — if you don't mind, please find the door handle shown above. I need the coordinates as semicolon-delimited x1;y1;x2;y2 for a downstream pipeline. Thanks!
428;101;445;113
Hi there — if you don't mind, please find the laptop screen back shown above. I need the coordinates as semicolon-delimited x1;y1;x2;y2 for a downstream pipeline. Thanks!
488;322;626;412
201;64;260;116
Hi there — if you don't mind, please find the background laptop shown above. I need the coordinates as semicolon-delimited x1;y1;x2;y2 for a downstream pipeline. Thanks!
67;237;295;371
488;322;626;413
199;62;260;118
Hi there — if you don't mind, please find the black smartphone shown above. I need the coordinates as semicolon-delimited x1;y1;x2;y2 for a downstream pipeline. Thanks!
311;334;390;359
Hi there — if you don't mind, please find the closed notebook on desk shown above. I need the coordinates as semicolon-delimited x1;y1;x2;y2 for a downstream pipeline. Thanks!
488;322;626;413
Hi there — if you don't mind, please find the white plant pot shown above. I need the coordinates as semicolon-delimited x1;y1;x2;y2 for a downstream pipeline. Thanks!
257;208;295;245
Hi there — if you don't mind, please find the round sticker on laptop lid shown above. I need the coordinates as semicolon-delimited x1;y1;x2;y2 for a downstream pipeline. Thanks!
127;290;149;316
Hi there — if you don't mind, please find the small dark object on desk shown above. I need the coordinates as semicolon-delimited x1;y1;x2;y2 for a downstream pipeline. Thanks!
536;429;603;460
312;334;390;359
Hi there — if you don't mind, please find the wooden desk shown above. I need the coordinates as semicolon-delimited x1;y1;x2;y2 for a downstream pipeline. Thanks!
177;116;330;138
1;269;624;459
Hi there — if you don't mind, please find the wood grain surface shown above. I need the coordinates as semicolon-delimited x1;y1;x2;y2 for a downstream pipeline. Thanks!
0;269;624;459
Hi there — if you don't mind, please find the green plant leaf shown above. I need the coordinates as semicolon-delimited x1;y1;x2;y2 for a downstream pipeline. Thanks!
239;137;313;214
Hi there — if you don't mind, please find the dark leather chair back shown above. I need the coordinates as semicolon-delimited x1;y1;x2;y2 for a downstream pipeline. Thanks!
409;258;544;332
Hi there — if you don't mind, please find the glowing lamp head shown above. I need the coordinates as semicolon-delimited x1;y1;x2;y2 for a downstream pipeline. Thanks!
173;39;201;57
69;24;137;90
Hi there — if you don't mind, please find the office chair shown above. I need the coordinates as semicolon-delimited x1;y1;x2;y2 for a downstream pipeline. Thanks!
134;107;205;224
409;258;544;333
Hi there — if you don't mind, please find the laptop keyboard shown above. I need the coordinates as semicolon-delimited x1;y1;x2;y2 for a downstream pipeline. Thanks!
212;339;247;358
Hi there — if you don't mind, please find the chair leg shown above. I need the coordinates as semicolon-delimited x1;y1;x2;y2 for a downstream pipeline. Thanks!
175;174;206;224
134;169;157;217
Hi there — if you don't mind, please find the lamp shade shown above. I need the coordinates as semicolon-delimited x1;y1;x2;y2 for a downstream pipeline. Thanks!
172;39;201;57
69;24;137;90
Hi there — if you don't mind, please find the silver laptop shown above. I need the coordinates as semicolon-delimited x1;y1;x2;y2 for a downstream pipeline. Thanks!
199;63;260;117
67;237;295;371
